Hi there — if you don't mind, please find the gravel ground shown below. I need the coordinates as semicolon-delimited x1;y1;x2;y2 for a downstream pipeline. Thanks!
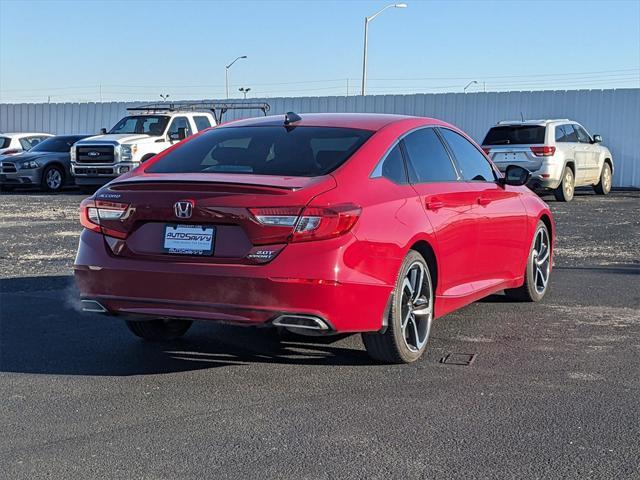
0;188;639;479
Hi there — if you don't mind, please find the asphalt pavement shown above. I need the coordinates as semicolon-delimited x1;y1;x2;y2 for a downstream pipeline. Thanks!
0;189;638;479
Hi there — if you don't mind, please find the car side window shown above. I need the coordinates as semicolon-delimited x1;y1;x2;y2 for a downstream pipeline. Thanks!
20;137;41;150
574;125;592;144
438;128;496;182
562;124;579;142
194;116;212;132
168;117;193;138
402;128;458;183
555;125;569;142
379;143;407;184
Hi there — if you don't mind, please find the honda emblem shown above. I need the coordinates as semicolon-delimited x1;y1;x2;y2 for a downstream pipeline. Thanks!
174;200;193;219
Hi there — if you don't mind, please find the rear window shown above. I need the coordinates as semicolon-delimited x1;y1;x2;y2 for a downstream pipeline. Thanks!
483;126;546;145
194;116;212;131
0;137;10;149
147;126;373;177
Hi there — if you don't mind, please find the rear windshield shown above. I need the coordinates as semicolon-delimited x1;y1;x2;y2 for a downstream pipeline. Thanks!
483;126;546;145
0;137;10;149
147;126;374;177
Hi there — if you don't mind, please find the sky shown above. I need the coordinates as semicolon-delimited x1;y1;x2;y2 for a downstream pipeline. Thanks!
0;0;639;103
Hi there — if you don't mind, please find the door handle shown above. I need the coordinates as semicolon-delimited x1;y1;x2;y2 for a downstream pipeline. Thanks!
477;196;492;206
425;198;445;210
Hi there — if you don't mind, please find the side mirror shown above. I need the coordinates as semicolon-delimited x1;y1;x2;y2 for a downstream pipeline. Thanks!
592;134;602;143
500;165;531;187
100;128;107;134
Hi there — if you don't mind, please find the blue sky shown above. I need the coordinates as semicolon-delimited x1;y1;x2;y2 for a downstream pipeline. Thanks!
1;0;639;102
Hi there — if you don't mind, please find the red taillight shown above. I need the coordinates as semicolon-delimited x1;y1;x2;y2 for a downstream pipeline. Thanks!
249;204;361;243
481;147;492;155
530;146;556;157
291;204;361;242
80;198;129;239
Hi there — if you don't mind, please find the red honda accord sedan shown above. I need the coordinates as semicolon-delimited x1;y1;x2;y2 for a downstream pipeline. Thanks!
75;113;553;363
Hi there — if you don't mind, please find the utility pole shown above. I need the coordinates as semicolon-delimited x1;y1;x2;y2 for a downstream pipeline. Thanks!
225;55;247;99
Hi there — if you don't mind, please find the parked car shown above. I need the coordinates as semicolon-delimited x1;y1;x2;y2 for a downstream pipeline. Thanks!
0;135;89;192
75;113;553;364
481;119;613;201
0;132;53;156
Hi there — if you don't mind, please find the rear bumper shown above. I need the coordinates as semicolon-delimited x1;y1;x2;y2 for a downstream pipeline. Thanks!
74;230;393;333
496;161;563;190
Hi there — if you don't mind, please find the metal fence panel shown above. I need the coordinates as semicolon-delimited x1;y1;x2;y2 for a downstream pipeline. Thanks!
1;89;638;186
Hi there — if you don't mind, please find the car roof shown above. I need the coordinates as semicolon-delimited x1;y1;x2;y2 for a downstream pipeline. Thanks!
0;132;53;138
220;113;435;131
495;119;573;127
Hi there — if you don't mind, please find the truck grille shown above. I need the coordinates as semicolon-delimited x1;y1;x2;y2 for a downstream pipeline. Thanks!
77;145;115;164
1;162;17;173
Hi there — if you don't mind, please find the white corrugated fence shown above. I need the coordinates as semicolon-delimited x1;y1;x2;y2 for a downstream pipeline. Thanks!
1;88;638;187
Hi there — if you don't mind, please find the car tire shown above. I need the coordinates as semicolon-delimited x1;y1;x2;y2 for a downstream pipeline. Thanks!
553;166;574;202
41;165;65;192
505;221;551;302
125;319;193;341
593;162;612;195
362;250;434;364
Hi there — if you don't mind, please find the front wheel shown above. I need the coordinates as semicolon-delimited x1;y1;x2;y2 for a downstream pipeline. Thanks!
41;165;65;192
593;162;612;195
125;319;193;341
362;250;434;364
505;221;551;302
553;166;574;202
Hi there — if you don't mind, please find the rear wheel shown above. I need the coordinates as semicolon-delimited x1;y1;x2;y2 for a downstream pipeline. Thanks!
553;166;574;202
41;165;64;192
125;319;192;341
505;221;551;302
362;250;434;364
593;162;612;195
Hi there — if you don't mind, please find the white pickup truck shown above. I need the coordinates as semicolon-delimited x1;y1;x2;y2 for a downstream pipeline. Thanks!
70;102;270;191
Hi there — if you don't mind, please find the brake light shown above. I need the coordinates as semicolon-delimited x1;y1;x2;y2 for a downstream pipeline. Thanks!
80;198;129;239
250;204;361;243
530;146;556;157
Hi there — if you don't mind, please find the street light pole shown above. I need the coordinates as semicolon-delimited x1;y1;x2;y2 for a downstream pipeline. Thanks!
361;3;407;96
463;80;478;93
225;55;247;99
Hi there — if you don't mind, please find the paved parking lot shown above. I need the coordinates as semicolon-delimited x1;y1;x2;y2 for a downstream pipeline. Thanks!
1;189;639;479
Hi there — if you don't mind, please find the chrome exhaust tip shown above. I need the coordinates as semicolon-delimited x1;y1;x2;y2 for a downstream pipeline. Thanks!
272;314;330;331
81;299;108;313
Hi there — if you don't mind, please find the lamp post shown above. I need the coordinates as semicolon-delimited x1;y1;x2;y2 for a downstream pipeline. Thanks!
160;94;170;101
225;55;247;99
361;3;407;96
238;87;251;99
463;81;478;93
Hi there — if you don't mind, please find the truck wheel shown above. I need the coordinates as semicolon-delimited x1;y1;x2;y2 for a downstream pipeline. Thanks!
553;166;574;202
125;319;192;341
41;165;65;192
362;250;433;364
593;163;612;195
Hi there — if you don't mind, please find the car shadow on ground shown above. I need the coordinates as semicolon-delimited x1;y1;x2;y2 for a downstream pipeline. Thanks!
0;275;373;376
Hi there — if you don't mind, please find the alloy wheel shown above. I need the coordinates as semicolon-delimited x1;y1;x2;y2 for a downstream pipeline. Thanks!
564;169;574;199
532;227;550;295
603;165;612;192
400;261;433;352
46;169;62;190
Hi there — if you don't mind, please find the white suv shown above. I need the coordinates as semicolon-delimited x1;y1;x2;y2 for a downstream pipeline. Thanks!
481;119;613;202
